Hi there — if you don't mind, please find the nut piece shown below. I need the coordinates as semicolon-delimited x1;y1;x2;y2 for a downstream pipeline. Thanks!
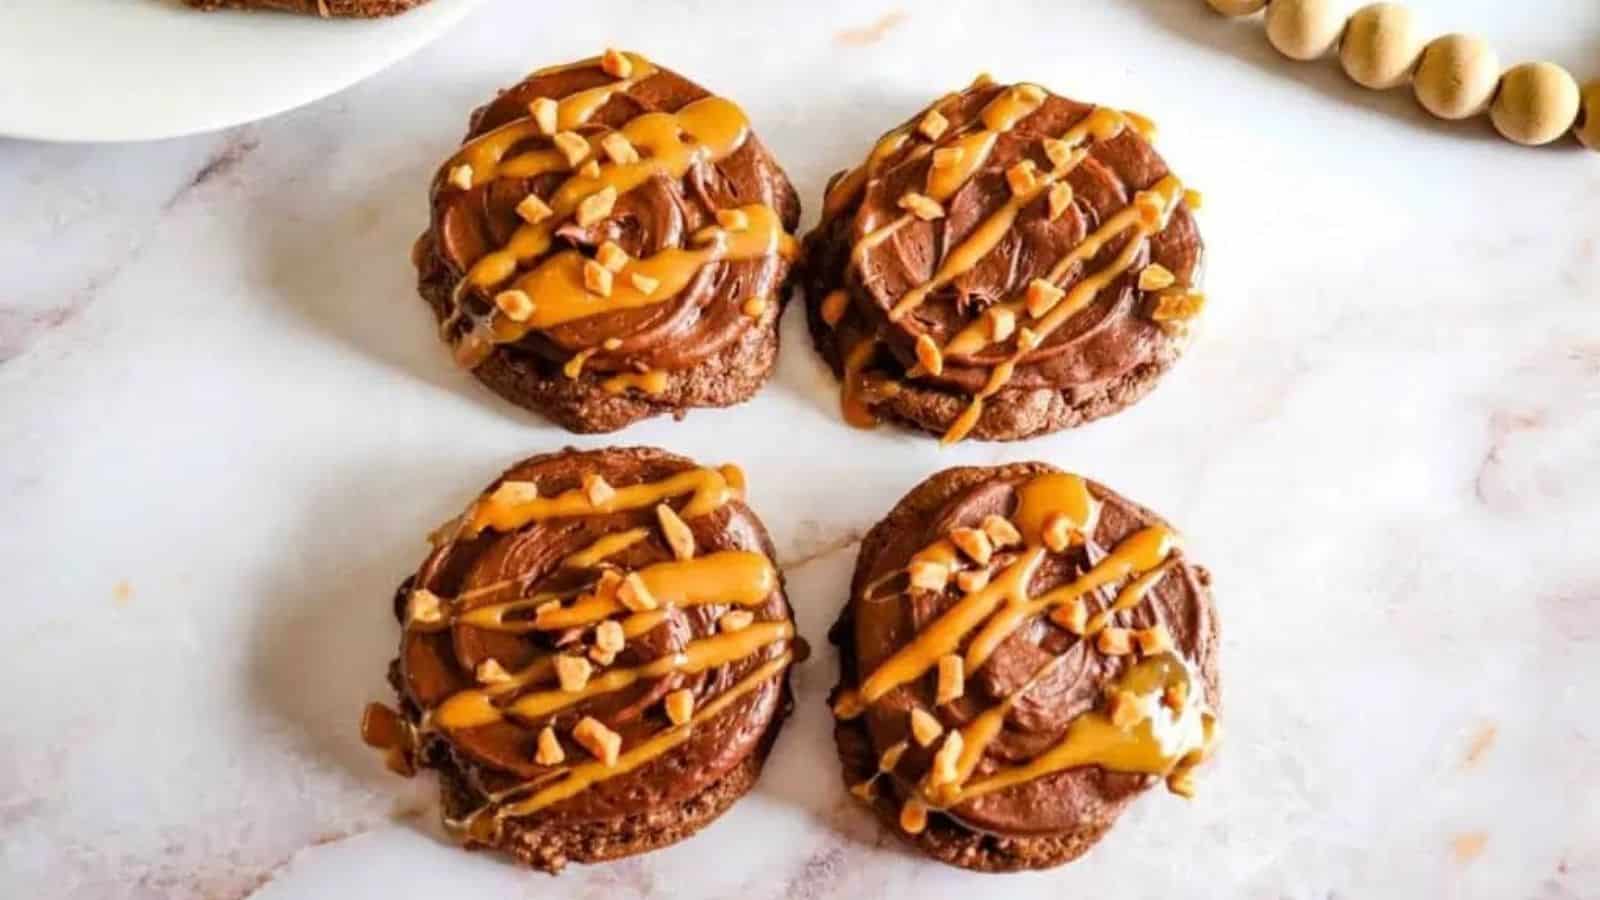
1046;182;1074;222
596;241;630;273
664;688;695;725
516;193;554;225
716;208;750;231
1163;680;1189;713
578;159;601;180
1042;511;1076;552
915;334;944;376
594;619;625;654
1167;768;1198;798
601;131;640;165
582;473;616;506
1152;291;1207;324
588;645;617;666
553;131;590;167
618;571;658;611
1016;83;1047;104
655;503;696;560
1049;598;1089;635
600;48;633;79
981;514;1022;548
1413;34;1501;120
448;164;474;191
406;589;444;625
936;654;965;705
494;289;535;322
955;568;991;593
1138;264;1176;292
742;296;767;318
555;655;593;692
928;730;965;786
583;260;614;297
475;658;513;685
908;560;950;592
879;741;907;772
1005;160;1039;197
573;715;622;766
898;192;945;221
576;185;617;227
1183;188;1205;210
719;609;755;633
1017;326;1042;351
949;527;994;566
1136;624;1174;655
931;146;965;170
1025;278;1064;318
630;272;661;296
986;306;1016;342
529;97;559;135
820;289;850;327
1107;689;1146;729
909;708;944;747
535;726;565;765
1096;627;1134;656
917;109;950;141
1041;137;1076;170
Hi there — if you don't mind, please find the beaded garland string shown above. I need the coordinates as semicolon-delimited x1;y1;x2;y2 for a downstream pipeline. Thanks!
1203;0;1599;150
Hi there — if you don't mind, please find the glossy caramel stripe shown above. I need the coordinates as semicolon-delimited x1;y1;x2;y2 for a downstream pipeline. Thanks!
494;652;792;818
886;107;1125;322
564;528;650;569
469;464;742;535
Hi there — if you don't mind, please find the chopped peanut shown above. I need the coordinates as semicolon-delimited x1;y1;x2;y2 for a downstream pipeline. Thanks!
1136;624;1174;655
917;109;949;141
1152;291;1206;324
909;708;943;746
596;241;630;273
1108;689;1145;729
955;568;990;593
475;658;512;685
630;272;661;296
573;716;622;766
553;131;590;167
664;688;695;725
601;131;639;165
936;654;965;705
719;609;755;632
578;159;601;180
931;146;965;170
1183;188;1204;210
981;514;1022;548
908;560;950;592
1016;83;1047;103
583;259;613;297
406;589;443;626
594;619;625;654
582;473;616;506
495;289;535;322
600;48;632;79
618;571;658;611
898;192;945;221
949;527;993;566
1138;264;1176;292
491;480;540;506
529;97;559;135
1041;137;1076;170
516;193;554;225
603;337;623;350
1097;627;1134;656
915;334;944;376
929;730;964;785
1047;182;1074;222
1050;598;1089;635
1017;327;1042;351
448;164;473;191
535;726;565;765
1025;278;1064;318
715;208;749;231
1005;160;1038;197
656;503;696;560
555;655;593;692
588;646;616;666
1042;511;1075;552
575;185;617;227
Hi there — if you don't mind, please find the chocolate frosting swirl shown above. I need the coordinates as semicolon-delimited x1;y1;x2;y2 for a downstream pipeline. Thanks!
835;463;1219;844
394;447;795;825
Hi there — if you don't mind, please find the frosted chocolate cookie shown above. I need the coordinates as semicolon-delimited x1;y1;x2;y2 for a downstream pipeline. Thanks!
802;77;1205;443
362;446;801;872
829;462;1220;871
181;0;429;15
415;51;801;432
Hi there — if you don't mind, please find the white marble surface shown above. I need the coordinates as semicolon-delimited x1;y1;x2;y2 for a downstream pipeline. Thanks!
3;1;1599;897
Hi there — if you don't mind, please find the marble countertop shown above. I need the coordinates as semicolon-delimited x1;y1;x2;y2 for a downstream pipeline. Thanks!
3;1;1598;897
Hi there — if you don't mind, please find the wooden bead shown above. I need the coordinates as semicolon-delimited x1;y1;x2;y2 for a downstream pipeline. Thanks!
1411;34;1500;120
1490;62;1581;146
1204;0;1266;16
1576;81;1600;152
1265;0;1347;62
1339;3;1422;90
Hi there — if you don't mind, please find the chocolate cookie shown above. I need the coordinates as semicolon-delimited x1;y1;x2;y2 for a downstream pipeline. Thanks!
415;51;802;432
362;446;802;872
181;0;429;15
829;462;1220;871
802;77;1205;443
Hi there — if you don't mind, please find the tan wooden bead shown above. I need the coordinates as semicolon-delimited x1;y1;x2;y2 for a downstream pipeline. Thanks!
1490;62;1581;147
1412;34;1500;120
1203;0;1266;16
1265;0;1347;62
1339;3;1422;90
1578;81;1600;152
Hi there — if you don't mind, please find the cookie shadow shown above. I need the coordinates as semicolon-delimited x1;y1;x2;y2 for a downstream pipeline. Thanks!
1127;0;1542;147
253;158;550;427
243;455;485;848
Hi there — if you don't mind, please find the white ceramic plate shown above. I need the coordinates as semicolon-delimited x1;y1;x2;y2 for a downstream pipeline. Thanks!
0;0;486;143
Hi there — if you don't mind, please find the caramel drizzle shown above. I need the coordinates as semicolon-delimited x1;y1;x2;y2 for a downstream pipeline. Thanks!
601;370;669;396
563;527;650;569
840;337;901;428
937;173;1185;445
468;464;743;535
838;471;1212;821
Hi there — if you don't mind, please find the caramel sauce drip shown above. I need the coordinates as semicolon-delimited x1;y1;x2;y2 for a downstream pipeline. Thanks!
840;471;1211;817
600;370;669;396
840;337;902;429
468;464;743;535
563;527;649;568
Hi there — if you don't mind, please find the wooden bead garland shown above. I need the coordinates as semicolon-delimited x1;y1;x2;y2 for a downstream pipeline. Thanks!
1203;0;1595;150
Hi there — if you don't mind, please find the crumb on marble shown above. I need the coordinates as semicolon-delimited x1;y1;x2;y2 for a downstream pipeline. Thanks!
1451;831;1488;863
1462;723;1497;768
835;10;908;46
